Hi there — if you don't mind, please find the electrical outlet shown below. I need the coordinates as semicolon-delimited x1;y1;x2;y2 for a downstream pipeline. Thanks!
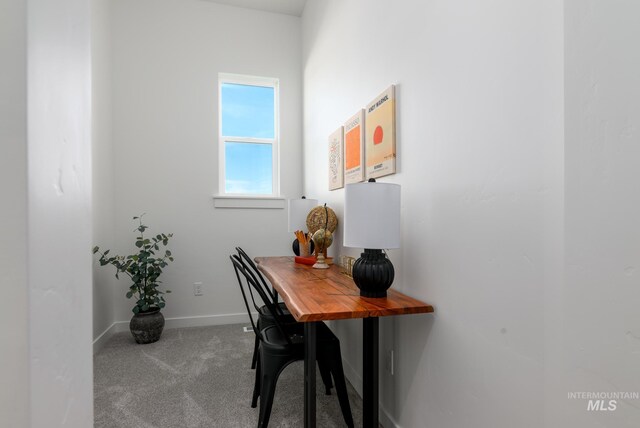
386;350;394;375
193;282;203;296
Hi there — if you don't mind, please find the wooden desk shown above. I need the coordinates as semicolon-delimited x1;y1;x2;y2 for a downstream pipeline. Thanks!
255;256;434;428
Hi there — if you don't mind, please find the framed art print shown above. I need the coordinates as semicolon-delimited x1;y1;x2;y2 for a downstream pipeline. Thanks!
328;127;344;190
344;110;365;184
365;85;396;179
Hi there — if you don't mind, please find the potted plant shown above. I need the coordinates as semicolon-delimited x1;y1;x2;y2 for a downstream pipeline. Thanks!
93;214;174;344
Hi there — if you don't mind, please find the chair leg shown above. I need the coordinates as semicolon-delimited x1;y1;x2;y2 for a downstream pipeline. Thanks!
257;373;276;428
251;352;261;408
317;356;333;395
256;363;280;427
257;352;294;428
327;347;354;428
251;335;259;369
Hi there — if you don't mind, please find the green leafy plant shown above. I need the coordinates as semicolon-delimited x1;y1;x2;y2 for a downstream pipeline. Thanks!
93;215;174;314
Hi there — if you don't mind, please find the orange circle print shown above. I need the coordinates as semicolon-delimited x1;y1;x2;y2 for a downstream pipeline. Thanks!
373;126;384;145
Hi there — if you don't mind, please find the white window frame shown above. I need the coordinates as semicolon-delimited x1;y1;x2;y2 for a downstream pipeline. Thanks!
218;73;280;198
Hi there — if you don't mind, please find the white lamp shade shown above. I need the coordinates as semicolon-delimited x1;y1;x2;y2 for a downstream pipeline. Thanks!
288;198;318;232
344;182;401;249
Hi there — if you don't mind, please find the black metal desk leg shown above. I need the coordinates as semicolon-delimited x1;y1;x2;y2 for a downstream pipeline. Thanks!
363;317;379;428
304;321;317;428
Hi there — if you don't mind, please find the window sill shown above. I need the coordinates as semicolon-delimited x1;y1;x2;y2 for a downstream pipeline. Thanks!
213;195;286;209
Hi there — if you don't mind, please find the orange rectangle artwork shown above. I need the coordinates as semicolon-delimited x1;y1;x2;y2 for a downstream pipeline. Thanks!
345;126;361;170
344;109;365;184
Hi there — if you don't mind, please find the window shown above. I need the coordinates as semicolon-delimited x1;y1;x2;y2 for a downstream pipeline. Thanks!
218;73;279;196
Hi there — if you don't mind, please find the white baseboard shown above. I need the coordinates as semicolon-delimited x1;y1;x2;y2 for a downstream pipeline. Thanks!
379;407;400;428
163;312;250;329
93;312;251;354
93;321;128;354
341;356;400;428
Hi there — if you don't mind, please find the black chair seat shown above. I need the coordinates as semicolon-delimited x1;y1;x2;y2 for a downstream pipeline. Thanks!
260;321;335;349
260;324;304;348
258;302;293;320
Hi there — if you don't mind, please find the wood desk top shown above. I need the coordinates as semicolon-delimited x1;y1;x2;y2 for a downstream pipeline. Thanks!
255;256;434;322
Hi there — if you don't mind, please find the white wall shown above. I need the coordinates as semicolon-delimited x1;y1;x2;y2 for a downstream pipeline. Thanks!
0;0;29;425
563;0;640;426
303;1;564;427
107;0;302;323
28;0;94;425
92;0;118;343
2;0;94;425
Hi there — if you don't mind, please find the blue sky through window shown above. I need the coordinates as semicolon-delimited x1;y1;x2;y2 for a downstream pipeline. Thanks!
221;82;275;194
221;83;274;138
225;142;272;194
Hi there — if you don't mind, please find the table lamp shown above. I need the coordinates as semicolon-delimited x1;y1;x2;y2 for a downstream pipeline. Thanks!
344;179;401;297
288;196;318;256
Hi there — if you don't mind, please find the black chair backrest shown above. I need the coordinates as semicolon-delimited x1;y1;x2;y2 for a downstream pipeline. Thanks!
231;254;278;315
236;247;271;291
230;255;260;336
230;255;292;345
235;247;283;312
235;247;278;303
232;254;263;314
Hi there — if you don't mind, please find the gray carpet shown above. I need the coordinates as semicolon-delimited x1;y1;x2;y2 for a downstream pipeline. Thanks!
94;324;364;427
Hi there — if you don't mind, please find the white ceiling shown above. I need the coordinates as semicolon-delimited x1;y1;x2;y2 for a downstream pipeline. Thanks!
200;0;308;17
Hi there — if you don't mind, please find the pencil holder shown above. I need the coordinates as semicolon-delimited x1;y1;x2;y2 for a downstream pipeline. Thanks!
299;241;311;257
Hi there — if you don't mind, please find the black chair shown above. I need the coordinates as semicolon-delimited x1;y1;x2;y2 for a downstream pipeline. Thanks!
231;255;354;428
235;247;294;370
231;252;334;394
234;249;336;396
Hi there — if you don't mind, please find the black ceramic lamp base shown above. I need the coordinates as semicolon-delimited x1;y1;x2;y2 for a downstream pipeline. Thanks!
352;249;395;298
